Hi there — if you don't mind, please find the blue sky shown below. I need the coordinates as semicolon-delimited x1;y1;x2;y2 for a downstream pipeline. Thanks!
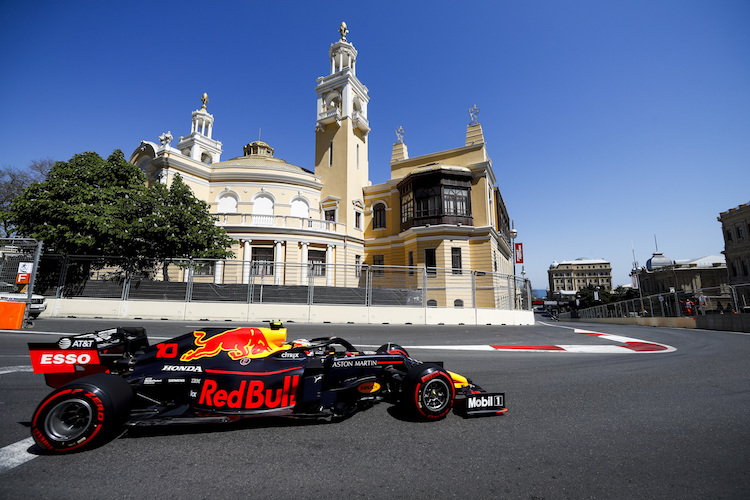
2;0;748;290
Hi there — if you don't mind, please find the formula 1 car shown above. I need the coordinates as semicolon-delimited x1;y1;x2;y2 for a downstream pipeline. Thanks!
28;323;506;453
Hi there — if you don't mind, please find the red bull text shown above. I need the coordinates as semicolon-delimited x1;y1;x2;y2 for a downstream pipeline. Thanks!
198;375;299;409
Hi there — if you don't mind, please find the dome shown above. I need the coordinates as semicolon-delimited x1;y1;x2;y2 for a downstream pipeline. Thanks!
646;251;672;271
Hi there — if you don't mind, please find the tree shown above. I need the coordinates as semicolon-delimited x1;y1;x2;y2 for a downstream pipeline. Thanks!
148;174;234;260
10;150;233;268
0;158;52;237
576;284;612;309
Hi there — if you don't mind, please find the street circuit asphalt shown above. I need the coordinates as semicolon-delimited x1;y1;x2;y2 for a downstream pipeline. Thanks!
0;317;748;499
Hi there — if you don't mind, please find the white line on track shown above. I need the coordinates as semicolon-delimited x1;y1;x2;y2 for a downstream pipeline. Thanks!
0;438;36;475
0;366;32;375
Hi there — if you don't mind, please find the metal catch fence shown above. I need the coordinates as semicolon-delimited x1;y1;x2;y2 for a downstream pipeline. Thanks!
32;255;532;310
565;284;750;319
0;238;44;323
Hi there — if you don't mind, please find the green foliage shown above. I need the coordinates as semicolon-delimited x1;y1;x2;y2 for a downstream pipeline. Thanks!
0;159;52;237
149;174;234;260
10;150;234;267
576;284;613;309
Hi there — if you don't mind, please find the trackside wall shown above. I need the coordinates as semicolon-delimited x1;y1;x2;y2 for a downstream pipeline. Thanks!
42;298;534;326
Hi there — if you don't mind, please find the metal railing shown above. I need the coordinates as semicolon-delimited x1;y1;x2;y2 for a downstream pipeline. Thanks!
560;284;750;319
32;255;532;310
214;214;346;234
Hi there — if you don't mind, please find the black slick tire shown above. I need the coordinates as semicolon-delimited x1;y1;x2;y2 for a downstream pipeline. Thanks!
31;373;133;453
402;363;454;420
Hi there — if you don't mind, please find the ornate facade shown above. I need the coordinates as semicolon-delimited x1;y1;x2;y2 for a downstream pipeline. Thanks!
129;24;514;305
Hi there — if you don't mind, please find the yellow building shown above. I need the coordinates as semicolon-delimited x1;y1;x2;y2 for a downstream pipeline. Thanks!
129;23;515;308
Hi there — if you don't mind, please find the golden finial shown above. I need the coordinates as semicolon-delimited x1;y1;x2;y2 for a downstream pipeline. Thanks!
339;22;348;42
201;93;209;110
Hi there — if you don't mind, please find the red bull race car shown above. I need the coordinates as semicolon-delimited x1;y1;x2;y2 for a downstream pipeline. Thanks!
27;323;507;453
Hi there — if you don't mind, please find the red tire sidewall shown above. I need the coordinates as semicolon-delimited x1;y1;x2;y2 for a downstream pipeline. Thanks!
32;387;107;453
412;368;454;420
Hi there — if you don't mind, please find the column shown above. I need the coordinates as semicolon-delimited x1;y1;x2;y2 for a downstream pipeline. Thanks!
242;240;252;284
274;240;283;285
300;242;309;286
214;260;224;284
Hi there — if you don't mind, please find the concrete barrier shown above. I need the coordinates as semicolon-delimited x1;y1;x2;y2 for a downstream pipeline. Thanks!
695;313;750;333
561;316;697;329
39;298;534;326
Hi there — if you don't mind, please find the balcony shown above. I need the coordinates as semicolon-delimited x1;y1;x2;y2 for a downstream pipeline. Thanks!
215;213;346;235
317;109;341;127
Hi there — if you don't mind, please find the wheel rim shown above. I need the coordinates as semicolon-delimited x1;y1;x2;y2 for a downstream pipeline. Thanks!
422;378;450;412
44;398;94;442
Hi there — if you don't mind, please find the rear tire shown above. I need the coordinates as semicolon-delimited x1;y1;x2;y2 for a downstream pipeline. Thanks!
31;373;132;453
402;364;454;420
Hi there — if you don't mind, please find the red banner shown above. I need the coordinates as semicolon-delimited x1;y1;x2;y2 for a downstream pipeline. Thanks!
515;243;524;264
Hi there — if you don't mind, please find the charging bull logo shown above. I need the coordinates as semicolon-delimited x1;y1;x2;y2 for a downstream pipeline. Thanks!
180;328;286;362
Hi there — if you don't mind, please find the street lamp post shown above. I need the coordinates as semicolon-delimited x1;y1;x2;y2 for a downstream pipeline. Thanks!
510;223;518;309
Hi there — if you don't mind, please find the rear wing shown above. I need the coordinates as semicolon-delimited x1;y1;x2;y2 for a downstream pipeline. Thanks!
28;327;149;388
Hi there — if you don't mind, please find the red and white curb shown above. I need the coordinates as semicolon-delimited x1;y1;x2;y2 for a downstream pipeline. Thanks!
405;329;676;354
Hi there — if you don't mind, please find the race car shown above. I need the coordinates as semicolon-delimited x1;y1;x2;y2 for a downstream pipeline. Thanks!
27;323;507;453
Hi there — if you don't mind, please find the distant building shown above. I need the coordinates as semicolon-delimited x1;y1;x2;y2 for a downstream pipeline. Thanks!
547;258;612;296
633;251;726;295
718;202;750;311
718;202;750;286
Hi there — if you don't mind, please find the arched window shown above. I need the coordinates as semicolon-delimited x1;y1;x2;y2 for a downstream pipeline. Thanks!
217;193;238;213
291;197;310;219
253;194;274;226
373;202;386;229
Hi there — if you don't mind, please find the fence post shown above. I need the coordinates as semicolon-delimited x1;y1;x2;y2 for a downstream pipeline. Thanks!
471;271;477;308
56;255;69;298
730;285;739;312
307;263;315;305
121;261;132;301
185;260;195;302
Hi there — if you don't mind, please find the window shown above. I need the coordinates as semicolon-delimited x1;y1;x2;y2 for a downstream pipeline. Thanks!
354;211;362;230
329;141;333;167
373;203;386;229
373;255;384;276
451;247;462;275
726;230;733;242
290;198;310;219
309;250;326;277
251;247;274;276
400;190;414;223
253;194;274;226
425;248;437;276
193;261;215;276
397;171;472;231
415;186;440;218
355;255;362;277
217;193;238;213
444;187;469;216
408;251;414;275
738;227;745;239
325;209;336;222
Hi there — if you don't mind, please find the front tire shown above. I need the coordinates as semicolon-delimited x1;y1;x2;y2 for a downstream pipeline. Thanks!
31;373;133;453
402;364;454;420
